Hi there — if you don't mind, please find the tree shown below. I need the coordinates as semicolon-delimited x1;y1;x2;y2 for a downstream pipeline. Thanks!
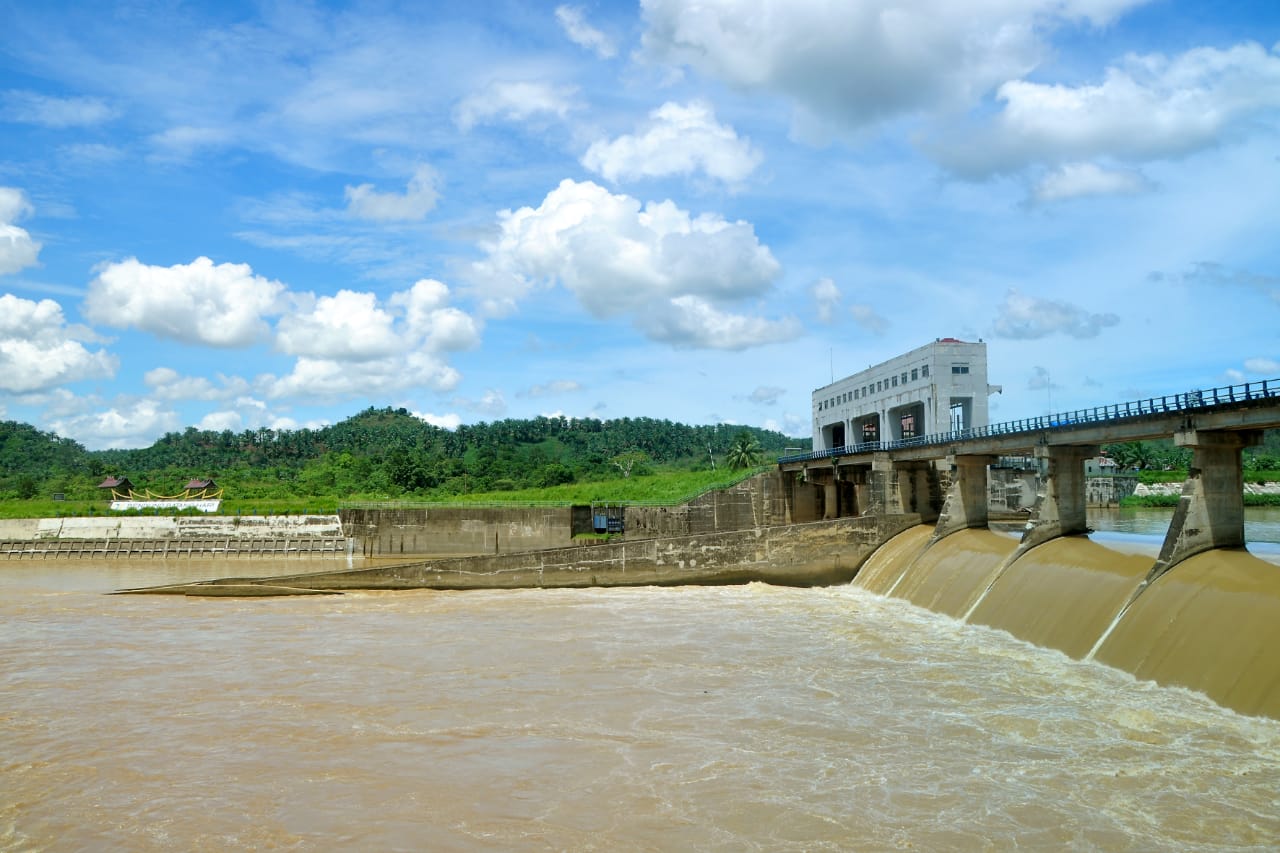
611;450;650;479
725;431;763;469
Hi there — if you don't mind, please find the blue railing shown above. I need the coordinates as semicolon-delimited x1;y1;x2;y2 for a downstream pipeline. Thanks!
779;378;1277;465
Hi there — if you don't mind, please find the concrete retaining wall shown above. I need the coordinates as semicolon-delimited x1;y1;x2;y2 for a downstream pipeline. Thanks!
176;514;922;593
340;506;575;557
624;471;790;537
0;514;343;541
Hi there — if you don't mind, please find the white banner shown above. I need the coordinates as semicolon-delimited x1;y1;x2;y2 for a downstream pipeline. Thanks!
109;500;222;513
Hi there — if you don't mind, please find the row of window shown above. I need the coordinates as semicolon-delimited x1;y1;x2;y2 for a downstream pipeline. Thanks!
817;362;971;411
817;363;950;411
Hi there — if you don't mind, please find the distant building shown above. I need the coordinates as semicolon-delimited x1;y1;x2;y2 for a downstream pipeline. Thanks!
98;476;134;495
810;338;1002;453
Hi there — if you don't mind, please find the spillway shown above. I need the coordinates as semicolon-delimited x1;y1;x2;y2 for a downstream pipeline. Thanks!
855;525;1280;718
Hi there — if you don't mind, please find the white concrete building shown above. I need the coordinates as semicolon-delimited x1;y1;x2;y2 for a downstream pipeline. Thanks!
811;338;1001;452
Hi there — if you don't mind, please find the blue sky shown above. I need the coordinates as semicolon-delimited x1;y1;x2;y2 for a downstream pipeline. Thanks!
1;0;1278;449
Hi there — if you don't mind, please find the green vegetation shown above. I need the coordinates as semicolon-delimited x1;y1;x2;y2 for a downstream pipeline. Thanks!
0;411;806;518
1122;493;1280;508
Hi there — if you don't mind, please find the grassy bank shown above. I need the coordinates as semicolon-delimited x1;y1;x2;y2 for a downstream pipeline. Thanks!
0;468;767;520
1121;493;1280;508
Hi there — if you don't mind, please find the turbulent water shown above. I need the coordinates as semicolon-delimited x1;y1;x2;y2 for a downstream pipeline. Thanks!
4;557;1280;851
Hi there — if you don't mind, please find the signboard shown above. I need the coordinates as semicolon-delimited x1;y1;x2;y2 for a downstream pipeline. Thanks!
109;500;222;513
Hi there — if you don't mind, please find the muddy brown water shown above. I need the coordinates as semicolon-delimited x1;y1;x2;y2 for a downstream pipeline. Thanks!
4;541;1280;850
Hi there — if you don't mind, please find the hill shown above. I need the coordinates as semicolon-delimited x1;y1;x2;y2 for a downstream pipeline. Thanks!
0;409;809;502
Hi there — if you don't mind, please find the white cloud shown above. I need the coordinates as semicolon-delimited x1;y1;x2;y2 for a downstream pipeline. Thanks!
639;0;1149;136
936;41;1280;177
469;179;795;349
748;386;785;405
1243;358;1280;376
0;294;117;393
556;5;616;59
850;304;888;334
276;278;479;363
2;90;118;127
276;290;400;360
454;81;578;131
47;398;181;450
456;389;507;417
260;351;462;401
84;256;286;347
524;379;583;397
639;295;800;350
991;288;1120;340
0;187;41;275
198;410;245;432
413;410;462;430
1032;162;1152;202
811;277;840;323
144;367;250;402
344;164;440;221
148;125;234;161
582;101;762;185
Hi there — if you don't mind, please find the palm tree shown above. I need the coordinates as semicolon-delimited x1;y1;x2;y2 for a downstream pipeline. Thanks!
725;431;763;470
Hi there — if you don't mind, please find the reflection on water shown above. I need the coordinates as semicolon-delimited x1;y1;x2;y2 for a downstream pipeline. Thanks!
1090;506;1280;544
3;560;1280;850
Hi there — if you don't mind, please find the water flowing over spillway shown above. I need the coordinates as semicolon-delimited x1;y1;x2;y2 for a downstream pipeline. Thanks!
854;524;1280;719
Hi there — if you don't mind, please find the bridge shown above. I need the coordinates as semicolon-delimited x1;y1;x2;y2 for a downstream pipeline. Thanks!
777;378;1280;579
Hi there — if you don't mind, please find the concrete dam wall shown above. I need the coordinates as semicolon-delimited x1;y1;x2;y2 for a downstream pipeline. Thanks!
855;524;1280;719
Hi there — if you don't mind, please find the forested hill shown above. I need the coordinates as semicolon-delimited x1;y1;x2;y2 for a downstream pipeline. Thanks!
0;409;809;501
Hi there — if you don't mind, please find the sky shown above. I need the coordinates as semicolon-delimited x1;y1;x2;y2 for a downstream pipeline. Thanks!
1;0;1278;450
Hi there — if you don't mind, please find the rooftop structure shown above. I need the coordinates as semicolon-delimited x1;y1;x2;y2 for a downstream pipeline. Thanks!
811;338;1001;453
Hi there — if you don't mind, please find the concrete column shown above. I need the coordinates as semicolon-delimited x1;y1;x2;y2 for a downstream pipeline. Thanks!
1150;429;1262;579
1021;444;1097;549
931;454;996;540
864;452;896;516
894;461;940;522
822;480;838;520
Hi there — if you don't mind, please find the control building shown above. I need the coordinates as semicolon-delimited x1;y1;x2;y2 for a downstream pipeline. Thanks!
811;338;1001;453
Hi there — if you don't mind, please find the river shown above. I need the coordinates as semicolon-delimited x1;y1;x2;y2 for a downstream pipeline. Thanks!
4;543;1280;851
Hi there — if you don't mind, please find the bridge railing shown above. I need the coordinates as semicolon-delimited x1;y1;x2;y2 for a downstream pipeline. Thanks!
778;377;1277;465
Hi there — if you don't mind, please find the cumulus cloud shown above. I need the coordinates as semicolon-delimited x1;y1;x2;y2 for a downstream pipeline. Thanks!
260;351;462;401
276;278;479;363
144;366;250;402
991;289;1120;340
581;101;762;184
84;256;286;347
469;179;796;349
556;5;616;59
812;277;840;323
2;90;118;127
640;0;1148;136
344;164;440;221
0;187;42;275
413;410;462;430
262;278;478;400
47;398;181;450
935;41;1280;178
1032;162;1153;202
0;294;117;393
454;81;578;131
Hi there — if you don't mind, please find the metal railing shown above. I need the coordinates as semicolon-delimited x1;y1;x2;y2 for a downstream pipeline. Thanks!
779;378;1278;465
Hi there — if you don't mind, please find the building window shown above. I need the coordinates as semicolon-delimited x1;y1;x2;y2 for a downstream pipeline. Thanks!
921;365;929;377
901;372;908;385
891;376;898;387
952;364;970;374
911;368;918;381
